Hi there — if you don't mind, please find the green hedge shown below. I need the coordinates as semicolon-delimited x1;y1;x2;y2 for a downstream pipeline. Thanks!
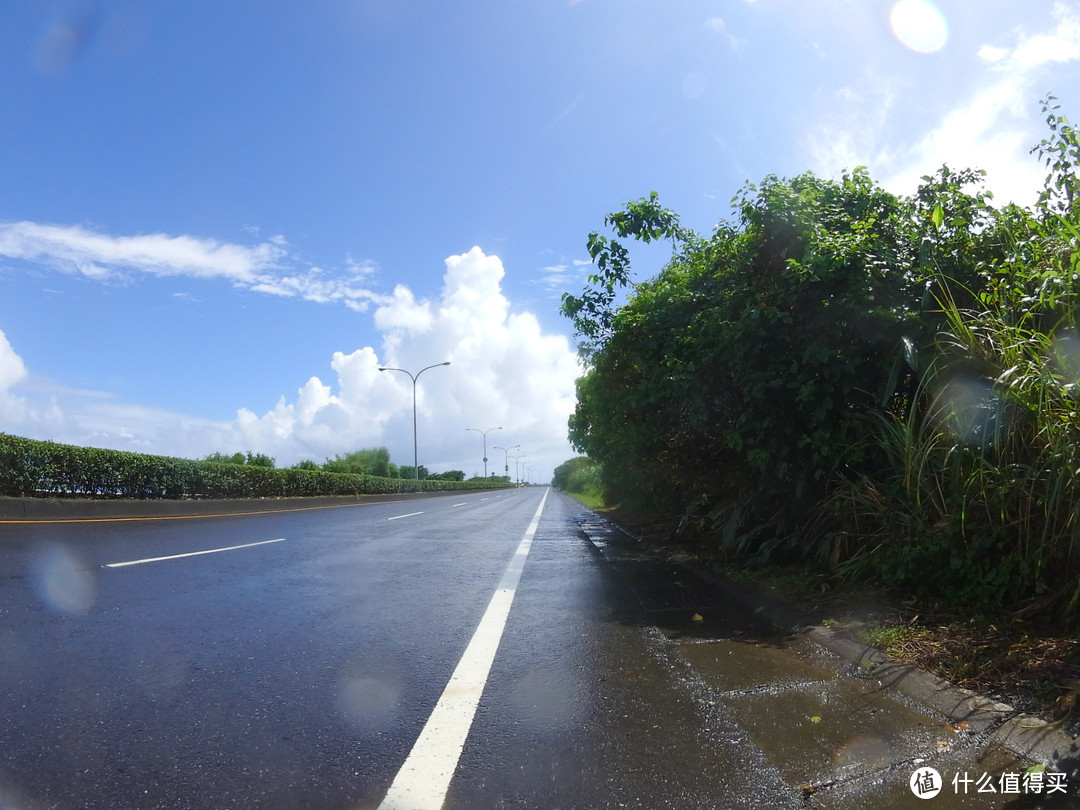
0;433;510;499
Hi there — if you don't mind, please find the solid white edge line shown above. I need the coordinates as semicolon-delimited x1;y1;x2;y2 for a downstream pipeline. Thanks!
387;511;424;521
104;538;286;568
377;487;550;810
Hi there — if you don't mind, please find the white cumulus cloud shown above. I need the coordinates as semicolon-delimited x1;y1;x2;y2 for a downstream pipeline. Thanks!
0;247;581;480
232;247;580;477
0;329;27;392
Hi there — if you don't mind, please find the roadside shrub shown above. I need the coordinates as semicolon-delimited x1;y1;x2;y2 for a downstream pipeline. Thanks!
0;433;510;499
564;97;1080;618
566;170;925;546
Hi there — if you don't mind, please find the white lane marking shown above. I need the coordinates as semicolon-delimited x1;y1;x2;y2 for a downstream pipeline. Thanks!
378;487;550;810
451;502;468;508
387;511;423;521
104;538;286;568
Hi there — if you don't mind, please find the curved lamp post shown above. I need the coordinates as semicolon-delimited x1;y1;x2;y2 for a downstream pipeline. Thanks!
466;426;501;478
493;444;519;482
378;361;451;479
508;453;526;486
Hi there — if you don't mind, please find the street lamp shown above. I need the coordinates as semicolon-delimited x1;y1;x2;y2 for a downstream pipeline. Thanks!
493;444;519;482
466;426;501;478
508;453;526;486
378;361;451;480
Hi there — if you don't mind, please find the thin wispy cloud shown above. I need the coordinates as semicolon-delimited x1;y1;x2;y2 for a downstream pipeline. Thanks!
533;258;591;296
803;2;1080;205
0;221;382;312
705;17;745;52
542;91;587;137
0;221;279;282
983;1;1080;72
886;1;1080;202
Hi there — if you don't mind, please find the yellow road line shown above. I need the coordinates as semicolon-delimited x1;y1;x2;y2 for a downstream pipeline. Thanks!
0;499;410;525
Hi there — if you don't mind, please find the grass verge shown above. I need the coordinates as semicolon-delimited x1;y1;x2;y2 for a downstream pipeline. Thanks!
561;486;605;510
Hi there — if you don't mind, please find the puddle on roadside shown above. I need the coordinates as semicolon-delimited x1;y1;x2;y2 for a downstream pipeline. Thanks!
677;636;835;692
646;598;781;640
722;677;949;787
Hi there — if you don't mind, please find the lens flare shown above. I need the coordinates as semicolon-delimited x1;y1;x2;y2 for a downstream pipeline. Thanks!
1053;331;1080;383
336;673;401;730
29;543;96;615
934;374;1008;450
890;0;948;54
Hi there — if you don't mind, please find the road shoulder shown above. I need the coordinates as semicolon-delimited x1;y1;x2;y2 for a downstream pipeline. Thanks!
572;507;1080;806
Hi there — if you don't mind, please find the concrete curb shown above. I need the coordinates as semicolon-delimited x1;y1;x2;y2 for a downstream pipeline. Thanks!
806;626;1080;769
582;509;1080;771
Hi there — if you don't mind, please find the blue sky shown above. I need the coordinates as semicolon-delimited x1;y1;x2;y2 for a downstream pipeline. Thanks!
0;0;1078;481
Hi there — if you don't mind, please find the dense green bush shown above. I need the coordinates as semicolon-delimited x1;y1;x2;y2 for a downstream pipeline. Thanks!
565;169;927;544
0;433;508;499
553;456;601;494
563;97;1080;618
322;447;398;478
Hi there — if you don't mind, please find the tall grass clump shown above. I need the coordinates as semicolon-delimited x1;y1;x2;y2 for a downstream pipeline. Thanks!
830;228;1080;616
831;301;1076;606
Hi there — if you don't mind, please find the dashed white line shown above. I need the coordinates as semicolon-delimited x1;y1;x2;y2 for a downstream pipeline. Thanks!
104;538;286;568
451;502;468;508
377;487;549;810
387;511;424;521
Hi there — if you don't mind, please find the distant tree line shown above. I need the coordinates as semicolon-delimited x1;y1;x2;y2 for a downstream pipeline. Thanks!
203;446;473;482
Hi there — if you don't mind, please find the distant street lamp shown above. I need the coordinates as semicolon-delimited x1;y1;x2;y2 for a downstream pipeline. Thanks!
378;361;451;480
466;426;501;478
493;444;519;482
508;453;526;486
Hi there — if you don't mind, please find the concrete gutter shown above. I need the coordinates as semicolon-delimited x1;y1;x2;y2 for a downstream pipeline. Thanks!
805;626;1080;770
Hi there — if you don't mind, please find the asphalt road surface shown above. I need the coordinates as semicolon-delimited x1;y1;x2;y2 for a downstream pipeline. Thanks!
0;488;800;809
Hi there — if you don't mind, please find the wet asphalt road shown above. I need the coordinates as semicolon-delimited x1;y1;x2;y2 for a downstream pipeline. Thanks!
0;488;801;809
